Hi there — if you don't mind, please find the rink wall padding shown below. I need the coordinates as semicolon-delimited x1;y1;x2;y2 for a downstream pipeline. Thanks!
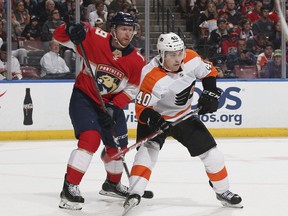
1;79;288;140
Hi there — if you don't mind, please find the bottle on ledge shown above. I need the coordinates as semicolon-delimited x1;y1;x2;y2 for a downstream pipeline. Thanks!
23;88;33;125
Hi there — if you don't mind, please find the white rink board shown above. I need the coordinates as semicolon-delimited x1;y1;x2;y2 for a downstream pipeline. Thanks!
0;79;287;132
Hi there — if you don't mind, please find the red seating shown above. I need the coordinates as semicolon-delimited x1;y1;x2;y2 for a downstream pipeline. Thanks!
21;66;41;79
234;65;258;78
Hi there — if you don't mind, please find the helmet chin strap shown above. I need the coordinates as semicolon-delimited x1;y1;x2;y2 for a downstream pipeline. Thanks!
111;28;136;49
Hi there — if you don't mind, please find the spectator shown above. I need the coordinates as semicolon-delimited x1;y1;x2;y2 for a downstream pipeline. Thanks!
246;0;262;24
41;9;64;41
0;19;7;41
86;0;108;16
198;0;218;41
108;0;126;12
239;0;254;15
263;49;288;78
220;29;239;55
12;0;31;33
252;6;274;37
21;15;41;40
120;1;131;13
226;38;256;71
95;17;104;29
218;9;234;29
225;0;242;26
262;0;274;11
37;0;57;26
256;41;274;76
0;42;22;80
268;5;279;23
128;7;137;23
189;0;207;42
198;0;218;25
104;9;115;31
268;20;282;49
23;0;38;17
130;23;145;50
89;0;108;27
238;18;253;40
246;33;267;56
0;0;6;21
40;40;73;79
208;17;229;56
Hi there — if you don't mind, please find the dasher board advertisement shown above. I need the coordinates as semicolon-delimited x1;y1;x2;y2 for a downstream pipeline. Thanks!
0;80;287;139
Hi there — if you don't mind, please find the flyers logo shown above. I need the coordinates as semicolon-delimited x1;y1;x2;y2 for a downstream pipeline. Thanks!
175;81;195;106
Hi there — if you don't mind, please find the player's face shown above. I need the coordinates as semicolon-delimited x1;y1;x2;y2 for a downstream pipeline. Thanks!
163;50;184;71
114;25;134;47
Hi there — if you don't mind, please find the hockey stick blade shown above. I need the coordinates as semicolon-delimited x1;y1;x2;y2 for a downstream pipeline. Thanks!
102;108;200;163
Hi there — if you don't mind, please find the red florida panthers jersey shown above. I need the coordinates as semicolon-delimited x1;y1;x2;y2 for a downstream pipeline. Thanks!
53;24;146;109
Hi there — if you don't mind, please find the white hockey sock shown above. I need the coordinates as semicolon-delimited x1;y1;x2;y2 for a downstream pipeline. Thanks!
129;141;160;195
199;147;229;194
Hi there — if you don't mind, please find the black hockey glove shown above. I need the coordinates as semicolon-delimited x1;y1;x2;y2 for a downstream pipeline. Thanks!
197;88;221;115
100;103;121;129
140;108;170;133
65;22;86;45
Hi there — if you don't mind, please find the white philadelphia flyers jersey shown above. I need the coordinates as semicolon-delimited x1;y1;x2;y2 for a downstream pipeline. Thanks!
135;49;218;123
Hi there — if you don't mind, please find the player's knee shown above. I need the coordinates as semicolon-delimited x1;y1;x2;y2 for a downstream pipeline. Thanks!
78;130;101;153
199;147;225;171
138;141;160;168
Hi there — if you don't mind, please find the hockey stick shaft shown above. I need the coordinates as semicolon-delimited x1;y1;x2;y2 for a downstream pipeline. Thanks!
103;107;201;163
79;43;131;178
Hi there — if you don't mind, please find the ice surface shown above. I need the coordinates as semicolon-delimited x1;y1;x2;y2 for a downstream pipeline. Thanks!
1;138;288;216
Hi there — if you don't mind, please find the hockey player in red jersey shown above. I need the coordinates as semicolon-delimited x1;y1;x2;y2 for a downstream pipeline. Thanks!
123;32;243;214
53;12;146;210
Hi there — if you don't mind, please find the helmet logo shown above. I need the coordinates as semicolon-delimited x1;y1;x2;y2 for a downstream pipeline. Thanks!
171;36;179;41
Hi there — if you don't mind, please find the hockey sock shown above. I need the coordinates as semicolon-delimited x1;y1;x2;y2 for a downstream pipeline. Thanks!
129;141;160;195
104;146;124;183
199;147;229;194
66;130;101;185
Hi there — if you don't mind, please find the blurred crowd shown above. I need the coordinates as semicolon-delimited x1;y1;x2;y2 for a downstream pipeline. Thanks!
0;0;287;80
0;0;144;80
179;0;288;78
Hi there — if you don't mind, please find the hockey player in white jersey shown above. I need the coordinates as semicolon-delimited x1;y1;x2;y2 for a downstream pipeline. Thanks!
122;32;243;215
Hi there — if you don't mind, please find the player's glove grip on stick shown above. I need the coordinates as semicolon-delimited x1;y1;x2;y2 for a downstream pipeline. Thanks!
100;103;121;129
197;88;221;115
140;108;170;133
66;22;86;45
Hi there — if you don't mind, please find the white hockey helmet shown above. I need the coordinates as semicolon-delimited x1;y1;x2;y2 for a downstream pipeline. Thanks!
157;32;185;67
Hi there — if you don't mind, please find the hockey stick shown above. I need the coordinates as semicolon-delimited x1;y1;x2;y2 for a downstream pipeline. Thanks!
103;107;201;163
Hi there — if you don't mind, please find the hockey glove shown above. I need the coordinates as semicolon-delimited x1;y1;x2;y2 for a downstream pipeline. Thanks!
140;108;170;133
100;103;121;129
197;88;221;115
65;22;86;45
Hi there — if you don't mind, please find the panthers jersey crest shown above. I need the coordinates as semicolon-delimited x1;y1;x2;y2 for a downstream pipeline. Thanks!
95;64;124;94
